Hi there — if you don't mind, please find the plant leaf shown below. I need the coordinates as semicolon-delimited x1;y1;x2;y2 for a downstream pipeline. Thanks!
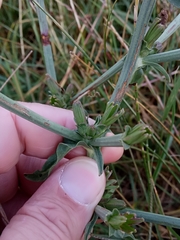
56;141;78;160
24;153;58;181
105;208;144;234
106;208;127;230
88;146;104;175
91;233;137;240
109;228;138;240
25;141;79;181
143;60;170;82
119;213;144;233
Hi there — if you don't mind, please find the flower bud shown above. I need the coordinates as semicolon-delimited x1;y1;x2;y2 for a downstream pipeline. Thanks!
72;100;88;126
123;123;152;145
144;18;165;49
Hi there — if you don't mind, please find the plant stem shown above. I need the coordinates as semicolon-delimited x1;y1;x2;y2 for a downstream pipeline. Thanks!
34;0;59;95
72;56;126;102
120;208;180;229
31;0;101;74
143;49;180;63
0;93;127;147
0;92;80;141
110;0;156;104
90;134;124;147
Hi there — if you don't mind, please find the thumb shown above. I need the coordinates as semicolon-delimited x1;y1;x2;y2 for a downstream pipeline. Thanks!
1;157;106;240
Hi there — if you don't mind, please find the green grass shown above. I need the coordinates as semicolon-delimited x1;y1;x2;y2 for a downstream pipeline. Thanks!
0;0;180;239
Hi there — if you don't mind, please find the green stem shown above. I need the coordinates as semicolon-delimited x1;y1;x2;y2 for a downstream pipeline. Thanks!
34;0;59;95
110;0;156;104
0;92;130;148
72;56;126;102
90;134;124;147
0;93;80;141
31;0;101;75
120;208;180;229
143;49;180;63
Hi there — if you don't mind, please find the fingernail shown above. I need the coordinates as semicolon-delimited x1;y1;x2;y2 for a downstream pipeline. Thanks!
59;156;105;205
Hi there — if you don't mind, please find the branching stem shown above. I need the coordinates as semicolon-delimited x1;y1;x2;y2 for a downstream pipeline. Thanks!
110;0;156;104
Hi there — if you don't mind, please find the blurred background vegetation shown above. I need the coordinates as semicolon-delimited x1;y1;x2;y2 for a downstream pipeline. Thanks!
0;0;180;239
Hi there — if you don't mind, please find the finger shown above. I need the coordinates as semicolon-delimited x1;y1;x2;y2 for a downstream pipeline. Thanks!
17;155;68;196
16;103;123;163
2;140;122;203
0;103;77;173
2;189;29;221
0;108;22;173
0;167;18;203
0;156;44;203
0;154;68;203
101;132;124;164
0;103;123;174
1;157;106;240
1;143;123;203
14;103;77;157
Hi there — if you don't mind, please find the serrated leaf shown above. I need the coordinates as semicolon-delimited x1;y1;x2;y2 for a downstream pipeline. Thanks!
84;212;98;240
106;208;127;230
123;213;144;225
105;208;144;235
119;213;144;234
167;0;180;7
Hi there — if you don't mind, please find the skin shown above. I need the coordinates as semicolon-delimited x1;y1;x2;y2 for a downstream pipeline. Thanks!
0;103;123;240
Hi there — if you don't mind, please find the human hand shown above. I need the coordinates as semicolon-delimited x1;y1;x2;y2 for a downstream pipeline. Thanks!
0;103;123;240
